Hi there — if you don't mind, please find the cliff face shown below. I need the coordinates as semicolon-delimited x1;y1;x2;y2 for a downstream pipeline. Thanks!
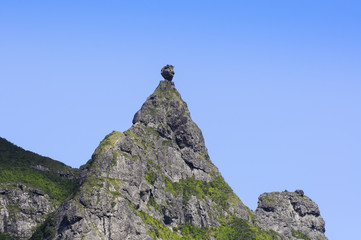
0;184;55;239
0;71;327;240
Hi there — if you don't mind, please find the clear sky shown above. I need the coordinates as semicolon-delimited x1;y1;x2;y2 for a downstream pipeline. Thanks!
1;1;360;239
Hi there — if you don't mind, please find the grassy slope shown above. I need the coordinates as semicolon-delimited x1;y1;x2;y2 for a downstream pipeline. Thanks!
0;137;79;203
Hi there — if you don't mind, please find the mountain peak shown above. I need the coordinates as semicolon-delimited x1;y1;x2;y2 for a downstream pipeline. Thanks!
132;80;206;152
128;78;216;181
1;67;326;240
49;74;253;239
133;65;188;135
132;79;189;127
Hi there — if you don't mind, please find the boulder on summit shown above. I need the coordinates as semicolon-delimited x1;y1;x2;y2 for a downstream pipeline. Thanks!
161;64;175;81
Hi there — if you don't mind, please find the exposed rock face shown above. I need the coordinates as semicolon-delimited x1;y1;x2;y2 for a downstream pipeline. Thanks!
32;165;50;172
51;79;251;239
255;191;327;240
0;184;55;239
161;64;174;81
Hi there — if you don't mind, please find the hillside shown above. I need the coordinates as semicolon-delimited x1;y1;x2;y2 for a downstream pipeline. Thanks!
0;137;79;239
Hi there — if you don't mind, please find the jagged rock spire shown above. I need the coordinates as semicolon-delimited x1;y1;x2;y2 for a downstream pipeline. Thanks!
132;80;207;155
132;79;212;173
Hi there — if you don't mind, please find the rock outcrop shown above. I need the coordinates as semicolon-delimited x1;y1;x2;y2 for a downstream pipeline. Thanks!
0;184;55;239
255;191;327;240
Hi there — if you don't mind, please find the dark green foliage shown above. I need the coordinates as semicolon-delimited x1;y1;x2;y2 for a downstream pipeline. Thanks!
0;233;18;240
0;137;79;202
6;203;21;212
174;217;280;240
146;158;161;173
174;222;210;240
147;195;162;213
132;208;182;239
145;171;157;185
292;229;311;240
214;217;280;240
29;213;56;240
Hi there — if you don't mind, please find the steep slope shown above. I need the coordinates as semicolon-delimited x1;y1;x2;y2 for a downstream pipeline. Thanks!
37;78;281;240
0;138;79;239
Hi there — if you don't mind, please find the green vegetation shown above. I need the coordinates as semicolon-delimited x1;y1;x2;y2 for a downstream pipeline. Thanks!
154;81;192;119
29;212;56;240
127;201;182;239
6;203;21;212
174;222;210;240
214;216;280;240
147;158;161;173
123;167;281;240
162;140;173;147
124;130;148;150
124;125;161;152
145;170;157;185
0;137;79;203
91;131;124;159
80;176;123;196
164;175;239;210
129;196;280;240
80;177;105;194
174;217;280;240
85;131;124;170
147;195;162;213
262;192;281;205
0;233;19;240
154;81;184;105
291;229;311;240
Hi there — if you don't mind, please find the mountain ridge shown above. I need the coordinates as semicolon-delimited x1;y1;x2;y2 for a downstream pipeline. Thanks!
0;67;327;239
0;137;79;239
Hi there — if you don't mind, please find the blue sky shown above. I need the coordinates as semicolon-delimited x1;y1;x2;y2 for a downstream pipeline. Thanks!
1;1;360;239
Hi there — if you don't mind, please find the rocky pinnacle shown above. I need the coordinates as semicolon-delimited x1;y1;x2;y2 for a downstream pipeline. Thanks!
161;64;174;81
255;190;327;240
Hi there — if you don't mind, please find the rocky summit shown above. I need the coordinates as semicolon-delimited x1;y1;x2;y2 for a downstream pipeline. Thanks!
255;191;327;240
0;66;327;239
